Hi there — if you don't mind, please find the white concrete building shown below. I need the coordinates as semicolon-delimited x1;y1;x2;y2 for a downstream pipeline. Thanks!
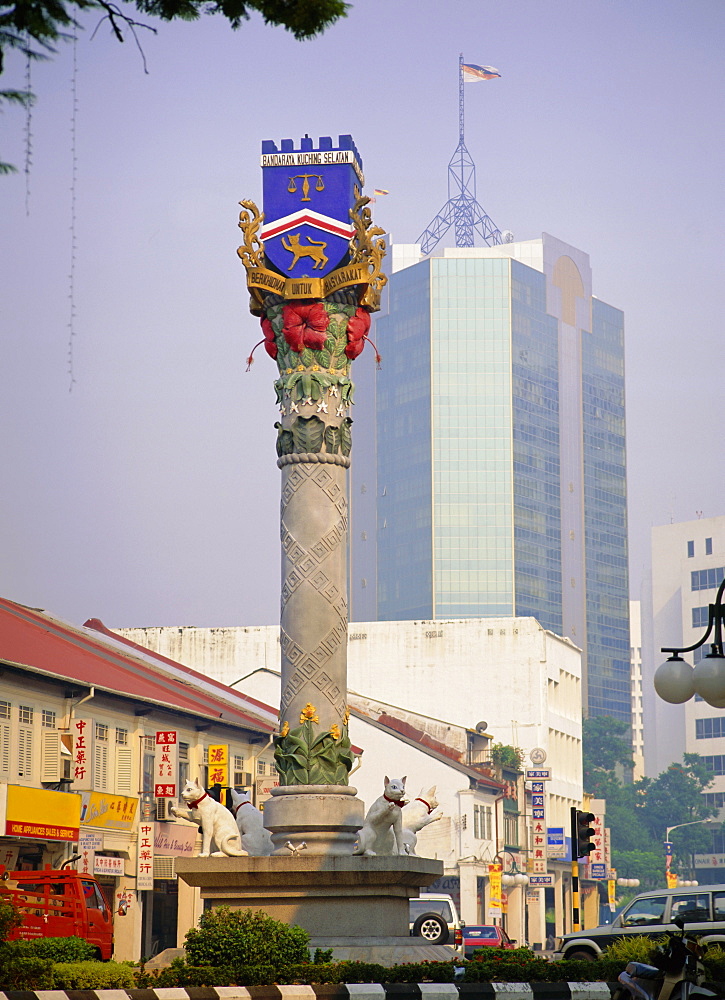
643;515;725;777
120;616;586;941
120;616;583;831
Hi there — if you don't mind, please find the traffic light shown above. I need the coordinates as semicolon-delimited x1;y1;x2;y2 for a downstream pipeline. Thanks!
575;810;596;859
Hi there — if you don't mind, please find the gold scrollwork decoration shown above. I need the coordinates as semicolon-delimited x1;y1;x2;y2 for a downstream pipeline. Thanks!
237;199;265;271
348;196;388;296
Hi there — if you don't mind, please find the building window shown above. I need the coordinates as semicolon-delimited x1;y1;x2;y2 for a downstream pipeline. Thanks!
42;709;56;728
688;540;695;558
696;718;725;740
0;702;9;720
692;568;725;592
703;755;725;776
257;760;266;775
703;792;725;809
116;728;128;745
19;706;33;724
95;723;108;741
474;804;492;840
693;607;710;629
178;742;189;787
503;812;519;848
706;538;713;556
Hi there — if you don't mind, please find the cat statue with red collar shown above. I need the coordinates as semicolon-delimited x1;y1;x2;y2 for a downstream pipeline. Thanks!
229;789;274;856
353;775;407;856
171;778;246;857
376;784;442;856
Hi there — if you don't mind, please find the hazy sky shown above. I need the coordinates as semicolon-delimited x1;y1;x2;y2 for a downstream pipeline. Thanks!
1;0;723;629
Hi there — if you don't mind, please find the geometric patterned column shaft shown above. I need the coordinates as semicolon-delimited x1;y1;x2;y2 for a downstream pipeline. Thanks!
279;454;349;734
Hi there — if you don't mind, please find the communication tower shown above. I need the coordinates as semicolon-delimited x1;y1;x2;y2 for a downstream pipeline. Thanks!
417;54;504;254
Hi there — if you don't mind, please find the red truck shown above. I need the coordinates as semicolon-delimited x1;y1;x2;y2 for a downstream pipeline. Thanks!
0;865;114;959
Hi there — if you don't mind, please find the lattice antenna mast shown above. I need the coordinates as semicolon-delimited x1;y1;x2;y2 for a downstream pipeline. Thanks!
417;53;503;255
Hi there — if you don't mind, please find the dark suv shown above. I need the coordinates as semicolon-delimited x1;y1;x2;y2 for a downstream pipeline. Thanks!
555;884;725;960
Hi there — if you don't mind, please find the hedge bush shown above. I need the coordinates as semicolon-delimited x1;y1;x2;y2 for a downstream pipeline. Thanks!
51;960;136;989
2;935;98;962
0;956;54;989
185;906;310;974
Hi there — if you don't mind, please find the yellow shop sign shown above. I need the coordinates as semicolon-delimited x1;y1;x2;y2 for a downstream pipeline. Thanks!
81;791;138;831
4;783;81;842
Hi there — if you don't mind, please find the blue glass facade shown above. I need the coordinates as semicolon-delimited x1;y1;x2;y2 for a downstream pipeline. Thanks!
358;241;630;723
583;299;630;719
511;262;562;636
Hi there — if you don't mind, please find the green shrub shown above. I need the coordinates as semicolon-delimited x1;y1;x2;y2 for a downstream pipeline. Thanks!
135;962;238;988
603;934;659;964
0;956;54;989
0;896;20;942
185;906;310;973
703;943;725;982
51;960;136;989
331;961;391;983
463;950;553;983
2;936;98;962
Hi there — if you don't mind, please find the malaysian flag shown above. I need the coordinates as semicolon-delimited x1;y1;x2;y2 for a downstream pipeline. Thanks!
462;63;501;82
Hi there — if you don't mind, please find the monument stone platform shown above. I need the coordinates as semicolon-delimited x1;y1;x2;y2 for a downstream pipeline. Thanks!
175;854;451;962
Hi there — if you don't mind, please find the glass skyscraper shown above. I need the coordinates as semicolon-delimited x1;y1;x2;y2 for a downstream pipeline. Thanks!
350;234;631;723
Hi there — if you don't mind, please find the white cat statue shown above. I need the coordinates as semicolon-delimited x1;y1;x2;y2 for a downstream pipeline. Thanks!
229;789;274;856
353;775;407;856
376;784;442;855
171;778;246;857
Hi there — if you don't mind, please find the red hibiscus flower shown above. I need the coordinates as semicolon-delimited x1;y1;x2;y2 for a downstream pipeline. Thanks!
261;316;277;360
344;307;371;359
282;301;330;353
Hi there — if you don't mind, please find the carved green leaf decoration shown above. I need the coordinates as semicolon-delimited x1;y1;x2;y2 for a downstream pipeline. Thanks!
324;425;340;454
340;417;353;457
318;350;332;368
273;720;355;786
301;349;315;366
292;415;324;453
324;337;336;353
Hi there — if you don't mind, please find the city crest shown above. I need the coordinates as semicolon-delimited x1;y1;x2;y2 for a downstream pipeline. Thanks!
260;135;363;281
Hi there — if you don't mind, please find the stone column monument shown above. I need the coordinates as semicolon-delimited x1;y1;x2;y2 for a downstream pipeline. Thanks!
175;135;444;959
237;134;385;854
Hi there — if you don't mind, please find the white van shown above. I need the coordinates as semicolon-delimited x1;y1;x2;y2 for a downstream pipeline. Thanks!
409;892;464;951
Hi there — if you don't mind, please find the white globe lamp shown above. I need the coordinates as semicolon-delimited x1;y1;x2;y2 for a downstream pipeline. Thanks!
693;652;725;708
654;656;696;704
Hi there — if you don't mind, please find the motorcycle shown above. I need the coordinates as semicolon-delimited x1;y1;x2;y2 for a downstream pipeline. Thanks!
615;915;719;1000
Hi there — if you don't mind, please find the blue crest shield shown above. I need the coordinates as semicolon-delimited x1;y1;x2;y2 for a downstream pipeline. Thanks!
260;135;363;281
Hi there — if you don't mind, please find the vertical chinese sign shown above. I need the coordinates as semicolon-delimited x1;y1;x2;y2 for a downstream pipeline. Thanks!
72;718;93;790
154;731;178;799
530;780;547;872
487;862;502;921
137;822;154;890
207;744;229;788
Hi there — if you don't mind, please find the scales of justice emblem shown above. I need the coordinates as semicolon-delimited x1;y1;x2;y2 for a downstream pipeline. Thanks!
259;136;361;281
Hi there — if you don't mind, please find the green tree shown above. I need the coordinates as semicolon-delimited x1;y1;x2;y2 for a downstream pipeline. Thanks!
582;716;634;796
1;0;349;172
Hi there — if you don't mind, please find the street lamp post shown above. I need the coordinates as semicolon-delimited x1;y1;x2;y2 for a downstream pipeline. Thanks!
655;577;725;707
665;820;710;885
495;850;529;887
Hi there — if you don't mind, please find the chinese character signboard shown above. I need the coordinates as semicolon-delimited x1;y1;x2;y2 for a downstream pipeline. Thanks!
487;863;502;920
154;731;178;798
529;874;553;886
525;769;551;781
94;855;124;876
72;718;93;789
78;832;103;875
81;792;138;831
207;744;229;788
137;823;154;890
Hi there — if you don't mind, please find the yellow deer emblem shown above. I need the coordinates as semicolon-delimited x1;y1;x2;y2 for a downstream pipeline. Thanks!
281;233;329;271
